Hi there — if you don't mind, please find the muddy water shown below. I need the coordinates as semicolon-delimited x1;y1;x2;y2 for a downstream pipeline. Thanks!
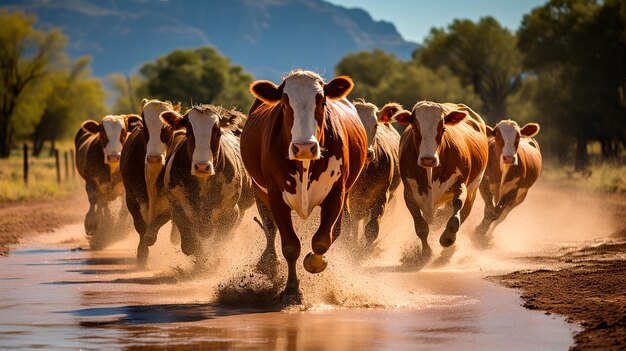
1;181;615;350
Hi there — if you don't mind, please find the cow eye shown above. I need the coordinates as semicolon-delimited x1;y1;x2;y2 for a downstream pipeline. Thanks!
441;127;446;133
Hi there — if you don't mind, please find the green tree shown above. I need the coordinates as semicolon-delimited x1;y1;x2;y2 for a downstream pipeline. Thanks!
518;0;626;170
335;49;402;101
335;50;479;110
418;17;523;124
138;47;254;111
31;56;107;156
0;10;66;157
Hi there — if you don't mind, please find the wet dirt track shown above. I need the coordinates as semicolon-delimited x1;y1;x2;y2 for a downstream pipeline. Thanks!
1;181;620;350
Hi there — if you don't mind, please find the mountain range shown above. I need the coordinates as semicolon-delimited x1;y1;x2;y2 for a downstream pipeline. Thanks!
3;0;419;80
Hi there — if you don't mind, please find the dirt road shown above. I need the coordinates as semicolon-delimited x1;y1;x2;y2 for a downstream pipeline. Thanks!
0;181;624;350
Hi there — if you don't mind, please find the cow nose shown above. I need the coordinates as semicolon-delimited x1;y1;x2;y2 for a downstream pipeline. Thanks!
146;154;163;164
291;142;319;160
193;162;215;176
107;154;121;163
419;156;437;168
502;155;516;165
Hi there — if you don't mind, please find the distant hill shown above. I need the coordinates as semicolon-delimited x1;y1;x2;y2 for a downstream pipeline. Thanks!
3;0;419;80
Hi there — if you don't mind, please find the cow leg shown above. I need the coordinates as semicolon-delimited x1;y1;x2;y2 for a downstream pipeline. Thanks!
268;190;302;303
255;198;279;275
166;201;196;257
125;193;151;264
305;186;344;274
84;182;99;236
403;186;431;260
493;189;519;221
440;182;467;247
364;194;387;244
472;178;497;247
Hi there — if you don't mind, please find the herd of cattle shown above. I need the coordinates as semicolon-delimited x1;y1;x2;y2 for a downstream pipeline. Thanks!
74;70;542;301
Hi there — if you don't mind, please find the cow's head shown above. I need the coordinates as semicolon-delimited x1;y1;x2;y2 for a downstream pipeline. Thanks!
393;101;467;168
353;100;399;160
81;114;141;167
161;104;243;177
139;98;182;165
487;120;540;166
250;70;353;161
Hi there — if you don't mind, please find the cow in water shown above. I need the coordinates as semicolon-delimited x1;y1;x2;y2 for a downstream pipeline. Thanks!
473;120;542;246
75;114;140;248
348;100;401;248
393;101;488;262
241;70;367;303
120;99;184;265
160;104;255;256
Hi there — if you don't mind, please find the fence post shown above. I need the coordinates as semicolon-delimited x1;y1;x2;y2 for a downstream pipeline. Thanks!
23;144;29;186
70;149;76;178
64;151;69;182
54;149;61;184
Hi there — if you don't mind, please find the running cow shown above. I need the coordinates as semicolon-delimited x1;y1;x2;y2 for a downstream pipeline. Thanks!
473;120;542;246
120;99;183;265
394;101;488;262
348;100;401;247
75;114;140;247
160;104;255;256
241;70;367;302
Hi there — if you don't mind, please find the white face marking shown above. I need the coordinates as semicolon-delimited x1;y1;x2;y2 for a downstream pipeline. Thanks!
282;156;342;219
283;73;322;157
496;120;520;163
413;103;443;164
354;103;378;150
101;115;125;162
142;100;175;164
188;109;219;175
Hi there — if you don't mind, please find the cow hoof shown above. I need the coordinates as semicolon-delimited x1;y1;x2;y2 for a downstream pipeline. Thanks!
439;231;457;247
303;252;327;273
279;289;303;306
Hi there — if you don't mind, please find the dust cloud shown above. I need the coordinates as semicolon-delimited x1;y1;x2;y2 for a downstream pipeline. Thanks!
76;180;619;309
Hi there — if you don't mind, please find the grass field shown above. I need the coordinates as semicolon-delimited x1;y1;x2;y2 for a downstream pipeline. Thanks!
0;145;81;203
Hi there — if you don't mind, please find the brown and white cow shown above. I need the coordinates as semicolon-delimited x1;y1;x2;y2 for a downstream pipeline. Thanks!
348;100;401;246
75;114;140;243
120;99;184;265
160;104;255;256
241;70;367;302
394;101;488;261
473;120;542;245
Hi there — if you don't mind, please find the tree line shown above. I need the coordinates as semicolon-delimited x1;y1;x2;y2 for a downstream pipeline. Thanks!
1;0;624;170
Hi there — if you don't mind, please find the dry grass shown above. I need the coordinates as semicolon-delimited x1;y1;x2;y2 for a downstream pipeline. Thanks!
541;162;626;194
0;147;81;203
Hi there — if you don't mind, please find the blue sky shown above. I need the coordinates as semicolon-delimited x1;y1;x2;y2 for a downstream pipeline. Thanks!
326;0;546;43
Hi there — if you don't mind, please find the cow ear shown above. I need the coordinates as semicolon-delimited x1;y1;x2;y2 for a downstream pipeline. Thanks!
250;80;282;103
160;110;186;129
172;101;182;113
81;120;100;134
393;110;413;126
444;111;466;125
125;114;142;131
377;102;403;124
324;76;353;100
520;123;540;137
486;125;495;137
140;98;149;110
